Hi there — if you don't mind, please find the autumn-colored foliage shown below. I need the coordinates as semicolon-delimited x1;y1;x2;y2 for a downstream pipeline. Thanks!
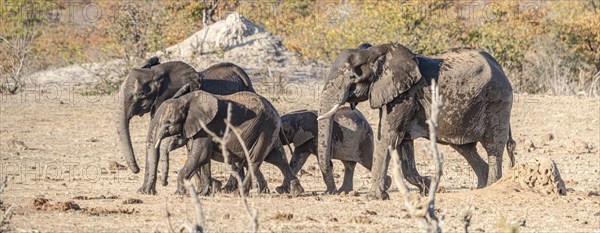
1;0;598;95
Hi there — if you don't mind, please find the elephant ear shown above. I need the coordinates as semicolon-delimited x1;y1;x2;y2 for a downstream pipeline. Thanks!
368;44;422;109
183;92;219;138
292;120;316;146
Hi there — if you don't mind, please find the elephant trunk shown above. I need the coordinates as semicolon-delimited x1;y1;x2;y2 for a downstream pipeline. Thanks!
317;79;350;175
116;82;140;173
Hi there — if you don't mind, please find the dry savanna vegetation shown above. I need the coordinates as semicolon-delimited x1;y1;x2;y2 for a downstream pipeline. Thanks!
0;0;599;232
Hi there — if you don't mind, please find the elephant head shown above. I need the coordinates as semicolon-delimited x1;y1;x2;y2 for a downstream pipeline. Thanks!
280;110;318;147
146;91;219;175
317;43;423;174
116;60;200;173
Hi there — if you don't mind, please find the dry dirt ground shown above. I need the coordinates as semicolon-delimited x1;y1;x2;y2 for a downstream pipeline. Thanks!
0;84;599;232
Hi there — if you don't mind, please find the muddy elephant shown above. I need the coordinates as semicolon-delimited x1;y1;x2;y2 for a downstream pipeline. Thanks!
281;107;391;193
317;43;516;199
145;90;304;196
115;58;255;194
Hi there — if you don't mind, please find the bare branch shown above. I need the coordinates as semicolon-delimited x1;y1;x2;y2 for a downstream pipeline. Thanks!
389;79;443;233
180;181;205;233
164;198;175;233
192;103;258;232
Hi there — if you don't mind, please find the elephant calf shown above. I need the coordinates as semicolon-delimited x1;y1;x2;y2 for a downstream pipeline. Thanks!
146;90;304;196
281;107;390;193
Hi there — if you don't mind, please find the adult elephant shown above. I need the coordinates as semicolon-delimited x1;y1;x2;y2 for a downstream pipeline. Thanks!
115;58;255;194
317;43;515;200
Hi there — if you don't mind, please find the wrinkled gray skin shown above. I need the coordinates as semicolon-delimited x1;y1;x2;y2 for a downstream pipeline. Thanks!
317;43;516;199
115;59;255;194
146;91;304;196
281;107;391;193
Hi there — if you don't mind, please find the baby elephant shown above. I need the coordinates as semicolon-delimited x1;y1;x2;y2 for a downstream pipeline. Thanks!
281;107;391;193
145;90;303;196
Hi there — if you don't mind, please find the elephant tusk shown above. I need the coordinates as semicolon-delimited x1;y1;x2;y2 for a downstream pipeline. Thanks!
155;138;162;149
317;104;341;121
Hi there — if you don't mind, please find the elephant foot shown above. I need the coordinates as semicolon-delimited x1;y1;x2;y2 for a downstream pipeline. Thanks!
406;175;432;196
384;175;392;190
276;180;303;196
275;184;289;194
290;179;304;197
137;185;157;195
366;189;389;200
324;186;338;195
337;186;352;194
162;180;169;186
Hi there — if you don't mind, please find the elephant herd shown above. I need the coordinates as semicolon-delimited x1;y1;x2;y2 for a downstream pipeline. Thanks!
116;43;515;200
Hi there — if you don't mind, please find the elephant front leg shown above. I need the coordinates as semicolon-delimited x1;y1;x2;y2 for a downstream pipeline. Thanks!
367;136;391;200
196;163;223;196
176;138;212;196
398;140;431;195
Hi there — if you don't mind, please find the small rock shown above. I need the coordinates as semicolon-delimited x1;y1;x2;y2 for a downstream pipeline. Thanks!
541;133;554;144
348;191;359;197
305;216;317;221
363;210;377;215
571;140;591;153
328;217;338;222
109;161;127;170
586;191;599;197
8;138;29;151
272;213;293;221
86;137;99;143
223;213;231;219
350;216;371;224
518;218;526;227
437;186;446;193
593;212;600;216
524;140;535;152
122;198;143;204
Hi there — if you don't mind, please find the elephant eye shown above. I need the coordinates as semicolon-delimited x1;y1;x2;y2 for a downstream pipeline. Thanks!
165;120;172;125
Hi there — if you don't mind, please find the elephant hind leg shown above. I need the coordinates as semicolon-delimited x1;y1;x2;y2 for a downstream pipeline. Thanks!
450;142;489;188
398;140;431;195
264;144;304;196
338;161;356;193
482;106;511;186
241;161;262;196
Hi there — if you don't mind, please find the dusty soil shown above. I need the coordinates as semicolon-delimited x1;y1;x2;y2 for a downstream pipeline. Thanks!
1;85;599;232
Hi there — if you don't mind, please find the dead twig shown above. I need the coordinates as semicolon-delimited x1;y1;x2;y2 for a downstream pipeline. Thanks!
1;176;14;232
196;103;258;233
164;198;175;233
390;79;443;233
179;182;205;233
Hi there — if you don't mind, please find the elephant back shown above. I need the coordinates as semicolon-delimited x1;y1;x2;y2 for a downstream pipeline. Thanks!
199;62;256;95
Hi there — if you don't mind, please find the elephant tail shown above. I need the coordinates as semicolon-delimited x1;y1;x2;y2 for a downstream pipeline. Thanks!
506;124;516;168
279;130;295;157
